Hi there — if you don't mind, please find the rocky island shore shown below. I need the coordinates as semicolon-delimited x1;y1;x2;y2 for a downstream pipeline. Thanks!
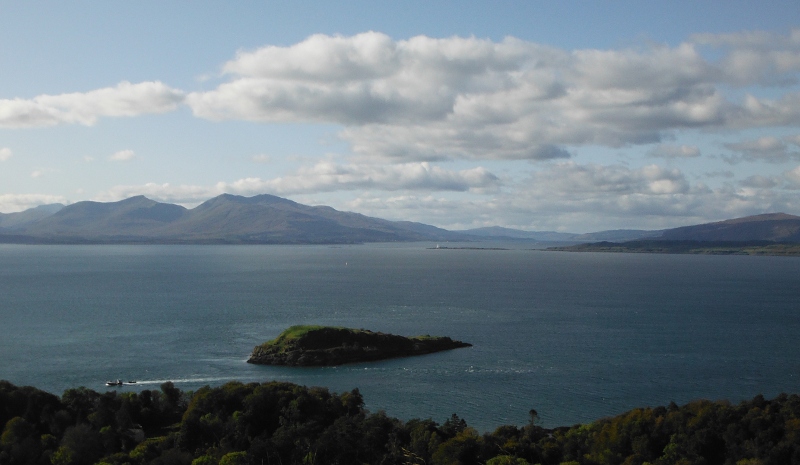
247;325;471;366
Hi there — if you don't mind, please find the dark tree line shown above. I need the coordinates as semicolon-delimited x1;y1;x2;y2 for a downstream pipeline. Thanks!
1;379;799;465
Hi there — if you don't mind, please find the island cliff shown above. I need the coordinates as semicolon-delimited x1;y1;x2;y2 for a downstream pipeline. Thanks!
247;325;472;366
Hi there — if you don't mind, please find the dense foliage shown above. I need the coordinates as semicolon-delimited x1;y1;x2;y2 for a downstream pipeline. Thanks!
1;379;799;465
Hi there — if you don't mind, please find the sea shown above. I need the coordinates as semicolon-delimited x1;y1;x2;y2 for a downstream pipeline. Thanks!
1;243;798;432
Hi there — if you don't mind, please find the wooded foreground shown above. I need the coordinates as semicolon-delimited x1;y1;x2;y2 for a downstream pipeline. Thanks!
1;379;798;465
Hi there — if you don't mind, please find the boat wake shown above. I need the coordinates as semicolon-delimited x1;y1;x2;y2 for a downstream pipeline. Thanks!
123;376;242;386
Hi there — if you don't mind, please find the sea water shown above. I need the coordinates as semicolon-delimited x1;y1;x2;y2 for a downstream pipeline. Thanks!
0;243;798;431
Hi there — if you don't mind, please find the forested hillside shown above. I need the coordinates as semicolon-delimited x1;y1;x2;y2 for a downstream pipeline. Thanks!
1;380;798;465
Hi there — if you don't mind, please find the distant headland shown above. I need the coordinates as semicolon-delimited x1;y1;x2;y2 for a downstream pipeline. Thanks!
247;325;471;366
2;193;799;249
546;240;800;256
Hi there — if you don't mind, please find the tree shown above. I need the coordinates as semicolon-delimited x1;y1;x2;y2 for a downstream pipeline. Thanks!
486;456;530;465
219;451;247;465
432;428;483;465
0;416;42;464
58;424;104;465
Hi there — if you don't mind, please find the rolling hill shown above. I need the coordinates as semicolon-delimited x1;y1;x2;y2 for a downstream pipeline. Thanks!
546;213;800;255
1;195;798;246
0;194;464;244
657;213;800;242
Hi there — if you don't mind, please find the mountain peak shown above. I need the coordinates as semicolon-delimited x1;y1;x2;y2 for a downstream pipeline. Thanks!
116;195;156;206
219;193;297;205
200;193;294;206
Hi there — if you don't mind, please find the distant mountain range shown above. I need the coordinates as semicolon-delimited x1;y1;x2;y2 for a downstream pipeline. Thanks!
1;194;799;244
0;194;462;244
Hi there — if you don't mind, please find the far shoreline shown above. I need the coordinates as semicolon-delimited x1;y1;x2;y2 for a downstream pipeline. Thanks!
545;240;800;257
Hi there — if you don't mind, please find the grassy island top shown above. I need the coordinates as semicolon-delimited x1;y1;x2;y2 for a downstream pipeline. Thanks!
268;324;332;344
262;325;441;346
248;325;471;366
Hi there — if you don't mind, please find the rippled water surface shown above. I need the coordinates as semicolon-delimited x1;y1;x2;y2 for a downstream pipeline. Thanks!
1;243;798;431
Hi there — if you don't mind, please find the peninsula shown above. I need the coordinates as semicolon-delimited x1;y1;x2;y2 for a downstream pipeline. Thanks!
247;325;471;366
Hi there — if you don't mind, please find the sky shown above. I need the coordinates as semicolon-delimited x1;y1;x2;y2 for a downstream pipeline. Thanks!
2;1;800;232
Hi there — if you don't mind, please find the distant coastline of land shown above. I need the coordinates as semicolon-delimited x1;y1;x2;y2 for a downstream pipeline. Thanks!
428;246;510;250
1;194;800;250
546;240;800;256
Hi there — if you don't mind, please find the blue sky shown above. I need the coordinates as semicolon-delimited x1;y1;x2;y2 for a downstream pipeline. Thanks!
2;1;800;232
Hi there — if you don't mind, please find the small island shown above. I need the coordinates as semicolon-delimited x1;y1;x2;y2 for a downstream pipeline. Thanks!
247;325;472;366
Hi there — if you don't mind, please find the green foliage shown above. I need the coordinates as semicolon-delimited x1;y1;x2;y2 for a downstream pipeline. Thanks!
432;427;483;465
486;455;530;465
1;417;36;446
1;379;800;465
218;451;246;465
260;325;335;349
59;423;104;465
50;446;74;465
190;455;216;465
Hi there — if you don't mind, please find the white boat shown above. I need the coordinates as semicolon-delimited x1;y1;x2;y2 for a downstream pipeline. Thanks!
105;379;123;386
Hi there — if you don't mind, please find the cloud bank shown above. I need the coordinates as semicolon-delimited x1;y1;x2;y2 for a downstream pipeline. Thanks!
724;136;800;163
82;157;800;232
4;30;800;161
96;162;501;204
0;81;184;128
648;144;701;159
184;30;800;161
0;194;66;213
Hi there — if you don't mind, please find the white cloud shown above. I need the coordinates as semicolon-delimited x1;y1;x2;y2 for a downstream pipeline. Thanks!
704;170;735;179
496;162;800;230
0;81;184;128
336;162;717;230
785;165;800;188
345;194;472;221
109;149;136;161
95;182;217;205
223;161;502;195
786;134;800;146
740;175;779;188
185;30;800;162
533;162;692;197
691;29;800;86
0;147;11;161
252;154;272;163
3;30;799;165
647;144;701;159
30;170;43;178
729;93;800;129
91;162;501;206
0;194;66;213
724;136;800;163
